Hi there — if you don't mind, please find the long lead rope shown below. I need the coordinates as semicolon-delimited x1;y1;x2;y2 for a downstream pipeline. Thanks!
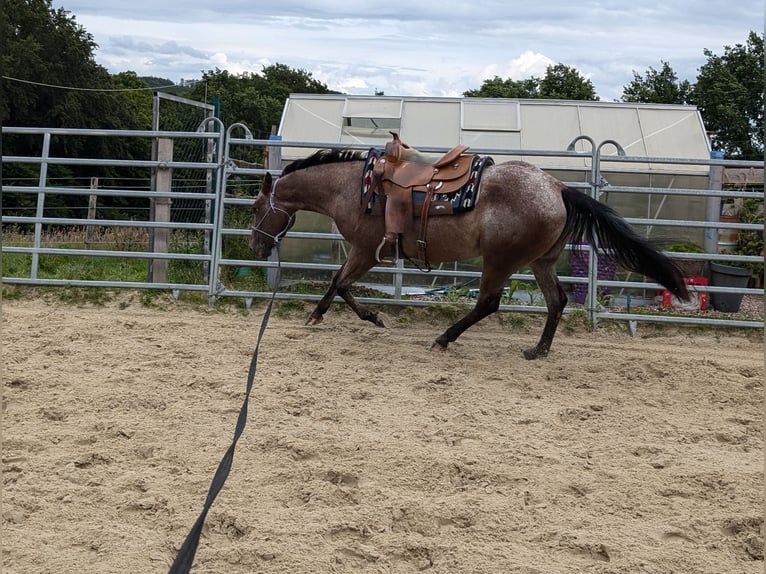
168;250;282;574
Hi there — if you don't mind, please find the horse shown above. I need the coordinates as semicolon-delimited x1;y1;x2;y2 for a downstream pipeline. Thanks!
249;143;689;359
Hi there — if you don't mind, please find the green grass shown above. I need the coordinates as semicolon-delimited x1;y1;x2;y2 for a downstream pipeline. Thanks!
275;299;306;319
497;312;527;330
1;227;268;292
424;302;469;324
56;286;114;306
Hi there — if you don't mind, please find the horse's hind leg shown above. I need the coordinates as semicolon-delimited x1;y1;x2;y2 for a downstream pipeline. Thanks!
432;256;512;350
432;291;504;350
524;257;568;360
306;247;386;327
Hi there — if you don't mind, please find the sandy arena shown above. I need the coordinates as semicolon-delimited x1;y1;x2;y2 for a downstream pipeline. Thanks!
2;293;763;573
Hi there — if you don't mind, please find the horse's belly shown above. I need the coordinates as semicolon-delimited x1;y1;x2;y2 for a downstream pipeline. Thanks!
401;216;481;263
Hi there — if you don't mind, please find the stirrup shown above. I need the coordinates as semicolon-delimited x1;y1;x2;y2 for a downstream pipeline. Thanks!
375;235;398;265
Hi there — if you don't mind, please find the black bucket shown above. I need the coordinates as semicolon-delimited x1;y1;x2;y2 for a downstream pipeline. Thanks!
709;262;752;312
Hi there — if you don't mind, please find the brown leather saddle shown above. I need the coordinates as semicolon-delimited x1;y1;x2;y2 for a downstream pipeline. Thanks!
371;133;476;263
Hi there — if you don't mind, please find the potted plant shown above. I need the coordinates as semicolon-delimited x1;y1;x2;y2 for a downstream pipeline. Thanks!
708;198;762;312
736;198;764;288
666;242;706;277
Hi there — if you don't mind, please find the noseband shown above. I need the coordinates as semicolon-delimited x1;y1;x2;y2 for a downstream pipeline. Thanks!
251;179;295;245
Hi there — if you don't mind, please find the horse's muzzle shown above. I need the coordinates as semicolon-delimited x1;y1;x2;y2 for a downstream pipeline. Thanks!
248;235;274;260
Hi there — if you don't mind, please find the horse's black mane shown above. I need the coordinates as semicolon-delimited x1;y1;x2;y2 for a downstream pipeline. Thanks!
282;148;368;176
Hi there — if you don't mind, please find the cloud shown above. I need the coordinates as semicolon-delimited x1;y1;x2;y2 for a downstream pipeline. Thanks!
485;51;556;81
57;0;761;100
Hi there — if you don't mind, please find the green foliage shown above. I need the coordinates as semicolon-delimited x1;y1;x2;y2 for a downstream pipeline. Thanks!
443;286;471;302
424;303;465;324
275;299;306;319
33;252;148;282
464;64;597;101
1;0;155;221
220;206;255;262
522;282;543;306
140;76;176;89
1;0;148;132
395;306;417;325
736;198;764;279
464;76;539;98
497;312;526;330
110;72;153;130
185;64;334;140
465;31;762;162
503;279;523;303
690;31;764;160
56;286;113;306
538;64;598;100
667;242;705;253
621;61;693;104
139;289;165;308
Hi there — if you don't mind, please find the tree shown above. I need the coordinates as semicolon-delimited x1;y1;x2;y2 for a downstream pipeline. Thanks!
1;0;150;152
464;64;598;101
110;72;154;130
621;61;692;104
261;63;333;103
186;64;334;139
463;76;539;98
1;0;157;218
690;31;764;160
538;64;598;100
3;0;117;129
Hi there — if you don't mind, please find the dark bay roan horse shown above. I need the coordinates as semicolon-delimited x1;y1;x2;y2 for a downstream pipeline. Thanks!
250;139;689;359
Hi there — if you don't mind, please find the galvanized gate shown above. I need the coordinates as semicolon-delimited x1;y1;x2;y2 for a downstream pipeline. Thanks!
2;123;763;331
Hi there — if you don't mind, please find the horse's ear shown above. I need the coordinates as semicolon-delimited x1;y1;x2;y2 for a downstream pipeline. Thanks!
261;172;273;196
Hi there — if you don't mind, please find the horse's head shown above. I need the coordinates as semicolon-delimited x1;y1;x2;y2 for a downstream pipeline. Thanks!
249;172;295;259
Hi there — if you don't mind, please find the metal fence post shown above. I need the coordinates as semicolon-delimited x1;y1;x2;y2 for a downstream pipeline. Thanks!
588;140;626;330
208;118;235;304
704;150;725;253
266;133;282;290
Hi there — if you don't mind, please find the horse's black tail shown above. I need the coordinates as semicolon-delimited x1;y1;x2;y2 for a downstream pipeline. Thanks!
560;188;689;300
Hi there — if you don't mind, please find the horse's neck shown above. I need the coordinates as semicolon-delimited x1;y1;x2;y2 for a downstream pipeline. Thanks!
279;164;359;218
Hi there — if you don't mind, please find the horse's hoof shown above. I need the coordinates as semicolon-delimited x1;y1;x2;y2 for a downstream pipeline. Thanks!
373;312;391;328
522;346;547;360
430;341;448;352
305;315;323;326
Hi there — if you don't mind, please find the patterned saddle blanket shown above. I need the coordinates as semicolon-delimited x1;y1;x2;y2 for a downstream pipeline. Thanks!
359;148;494;217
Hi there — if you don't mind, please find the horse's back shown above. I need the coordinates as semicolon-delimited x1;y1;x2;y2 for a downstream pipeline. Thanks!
480;160;568;225
401;159;569;264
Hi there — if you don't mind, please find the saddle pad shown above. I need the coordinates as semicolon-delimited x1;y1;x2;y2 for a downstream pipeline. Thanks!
360;148;381;209
360;150;493;215
424;155;494;214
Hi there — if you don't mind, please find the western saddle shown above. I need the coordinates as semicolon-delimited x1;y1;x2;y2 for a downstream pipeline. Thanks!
371;132;475;264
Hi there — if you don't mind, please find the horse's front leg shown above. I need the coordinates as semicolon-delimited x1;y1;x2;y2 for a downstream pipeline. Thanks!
306;268;342;326
306;248;384;326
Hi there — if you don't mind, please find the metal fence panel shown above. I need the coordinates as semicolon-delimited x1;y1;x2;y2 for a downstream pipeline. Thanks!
2;125;762;331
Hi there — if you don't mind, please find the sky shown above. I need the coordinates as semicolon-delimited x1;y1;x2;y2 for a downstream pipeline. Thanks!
54;0;762;102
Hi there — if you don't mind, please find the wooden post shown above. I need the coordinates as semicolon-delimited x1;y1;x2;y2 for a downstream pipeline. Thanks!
85;177;98;249
151;138;173;283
